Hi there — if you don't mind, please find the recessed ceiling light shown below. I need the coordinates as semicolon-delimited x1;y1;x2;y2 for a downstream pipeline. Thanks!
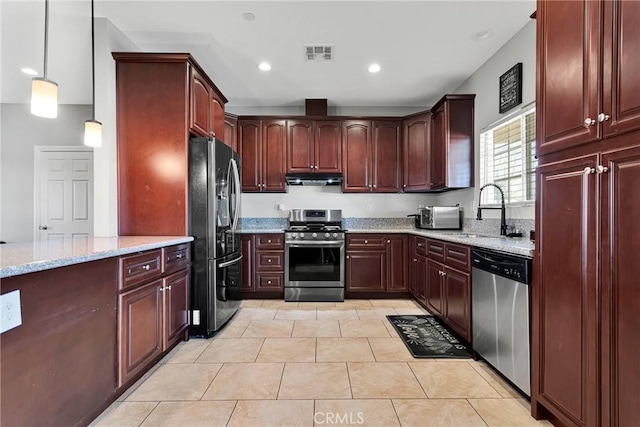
258;62;271;71
471;28;494;41
242;12;255;21
21;67;38;76
368;63;381;73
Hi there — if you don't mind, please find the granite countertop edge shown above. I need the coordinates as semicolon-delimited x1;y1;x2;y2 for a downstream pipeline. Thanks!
0;236;194;279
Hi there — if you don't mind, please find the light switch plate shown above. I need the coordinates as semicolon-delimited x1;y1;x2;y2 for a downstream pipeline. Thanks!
1;290;22;334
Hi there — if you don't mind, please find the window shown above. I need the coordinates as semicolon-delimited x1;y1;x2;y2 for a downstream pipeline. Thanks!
479;107;536;205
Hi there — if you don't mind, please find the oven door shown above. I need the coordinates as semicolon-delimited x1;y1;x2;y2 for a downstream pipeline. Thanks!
285;240;345;288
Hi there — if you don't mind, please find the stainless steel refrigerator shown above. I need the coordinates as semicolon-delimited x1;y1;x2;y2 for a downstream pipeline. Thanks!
188;137;242;337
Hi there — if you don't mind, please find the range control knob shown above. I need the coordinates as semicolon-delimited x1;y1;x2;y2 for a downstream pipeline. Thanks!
300;233;305;238
312;232;318;238
292;233;298;239
325;233;330;238
332;233;338;238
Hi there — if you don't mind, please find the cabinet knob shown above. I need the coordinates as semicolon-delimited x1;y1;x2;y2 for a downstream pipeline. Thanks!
598;113;610;122
267;239;272;243
417;243;424;247
373;184;377;189
387;240;391;243
596;165;609;174
364;240;368;244
267;280;272;285
583;117;596;127
176;253;183;259
166;285;172;290
38;225;49;230
347;255;350;259
268;259;272;263
142;264;150;271
583;166;596;175
413;258;417;262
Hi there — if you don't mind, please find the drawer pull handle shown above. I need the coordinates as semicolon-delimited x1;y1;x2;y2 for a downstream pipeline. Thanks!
176;253;183;259
417;243;424;247
142;264;150;271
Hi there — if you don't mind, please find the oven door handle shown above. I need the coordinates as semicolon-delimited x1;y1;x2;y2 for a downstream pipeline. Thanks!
286;241;344;247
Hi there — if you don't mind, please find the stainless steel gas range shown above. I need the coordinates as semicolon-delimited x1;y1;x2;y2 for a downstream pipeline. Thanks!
284;209;345;302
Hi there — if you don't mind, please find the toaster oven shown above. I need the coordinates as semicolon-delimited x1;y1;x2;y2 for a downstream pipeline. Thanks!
412;206;462;230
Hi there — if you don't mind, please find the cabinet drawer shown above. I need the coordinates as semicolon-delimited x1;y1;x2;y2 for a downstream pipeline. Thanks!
347;234;386;249
255;234;284;249
119;250;163;291
256;273;283;290
444;242;471;272
255;251;284;271
163;244;190;275
415;237;428;256
426;239;445;262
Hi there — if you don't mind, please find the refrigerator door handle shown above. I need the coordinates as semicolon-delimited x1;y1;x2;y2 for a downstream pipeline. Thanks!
230;157;241;230
226;160;233;228
219;254;243;268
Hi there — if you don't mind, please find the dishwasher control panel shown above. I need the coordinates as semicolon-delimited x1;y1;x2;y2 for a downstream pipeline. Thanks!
471;249;531;284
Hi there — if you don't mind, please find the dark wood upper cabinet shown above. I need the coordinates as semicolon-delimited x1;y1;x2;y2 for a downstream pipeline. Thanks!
262;119;287;192
372;120;403;192
287;120;314;172
402;112;432;191
190;68;211;137
113;53;227;236
537;0;640;156
210;95;225;140
342;120;372;192
287;119;342;173
223;113;238;152
315;120;342;173
238;119;262;192
429;95;474;190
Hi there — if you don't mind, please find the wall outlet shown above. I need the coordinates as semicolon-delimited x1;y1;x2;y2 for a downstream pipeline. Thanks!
366;204;373;213
1;290;22;334
277;203;285;211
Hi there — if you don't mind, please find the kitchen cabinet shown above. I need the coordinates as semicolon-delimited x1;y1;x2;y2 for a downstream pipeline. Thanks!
113;53;227;236
443;266;471;340
342;120;402;193
429;94;475;190
241;233;284;295
537;0;640;156
287;120;342;173
346;234;407;293
408;236;427;302
402;112;432;192
118;244;190;387
533;2;640;426
224;113;238;151
210;94;225;140
425;259;445;316
238;119;287;192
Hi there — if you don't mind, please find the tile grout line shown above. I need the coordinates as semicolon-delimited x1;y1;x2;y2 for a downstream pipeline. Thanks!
197;362;225;400
389;399;404;427
466;398;490;426
345;361;354;399
465;360;504;398
406;362;430;399
365;337;379;362
225;400;239;427
135;401;160;427
275;362;287;400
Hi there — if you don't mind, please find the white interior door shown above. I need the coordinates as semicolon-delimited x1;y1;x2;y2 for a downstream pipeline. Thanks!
35;148;94;241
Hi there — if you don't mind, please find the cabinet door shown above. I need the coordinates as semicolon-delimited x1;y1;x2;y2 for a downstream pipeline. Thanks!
403;113;431;191
315;120;342;173
602;0;640;138
224;114;238;152
262;119;287;192
346;251;386;292
600;145;640;427
536;0;600;155
443;266;470;341
238;120;262;192
534;154;599;427
287;120;314;172
118;280;163;386
163;270;189;350
210;95;225;140
342;120;372;192
386;236;407;291
255;273;284;290
240;235;254;292
430;106;446;189
425;259;444;316
190;69;211;137
372;120;402;192
414;255;427;303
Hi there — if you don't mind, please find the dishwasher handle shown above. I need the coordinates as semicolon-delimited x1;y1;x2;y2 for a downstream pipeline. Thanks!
471;248;531;284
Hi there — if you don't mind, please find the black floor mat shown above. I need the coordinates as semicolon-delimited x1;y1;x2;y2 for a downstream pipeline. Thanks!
386;315;472;359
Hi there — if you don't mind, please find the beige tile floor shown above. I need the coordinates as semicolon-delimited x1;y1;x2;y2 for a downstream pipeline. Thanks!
92;299;551;427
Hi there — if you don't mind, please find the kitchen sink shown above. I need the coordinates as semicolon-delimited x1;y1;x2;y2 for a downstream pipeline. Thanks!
444;232;493;239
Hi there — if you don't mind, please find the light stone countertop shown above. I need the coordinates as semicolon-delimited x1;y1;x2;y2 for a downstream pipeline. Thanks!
347;228;534;258
0;236;194;279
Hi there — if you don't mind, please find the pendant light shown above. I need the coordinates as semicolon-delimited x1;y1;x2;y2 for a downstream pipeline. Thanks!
31;0;58;118
84;0;102;147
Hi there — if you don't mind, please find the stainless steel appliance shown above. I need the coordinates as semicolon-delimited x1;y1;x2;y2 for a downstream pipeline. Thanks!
284;209;345;302
409;206;462;230
471;248;532;396
188;137;242;336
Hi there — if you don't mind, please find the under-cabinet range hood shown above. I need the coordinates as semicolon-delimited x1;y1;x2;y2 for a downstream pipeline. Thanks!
285;172;343;186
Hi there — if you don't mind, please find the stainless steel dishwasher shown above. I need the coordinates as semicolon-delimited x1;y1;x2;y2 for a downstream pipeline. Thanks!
471;248;532;396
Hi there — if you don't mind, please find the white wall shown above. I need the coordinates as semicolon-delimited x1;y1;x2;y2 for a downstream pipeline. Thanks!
437;20;536;220
0;103;91;242
93;18;140;237
241;186;438;218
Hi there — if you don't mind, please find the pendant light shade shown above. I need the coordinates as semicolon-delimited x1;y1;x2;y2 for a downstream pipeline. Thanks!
31;77;58;118
84;119;102;147
84;0;102;147
31;0;58;119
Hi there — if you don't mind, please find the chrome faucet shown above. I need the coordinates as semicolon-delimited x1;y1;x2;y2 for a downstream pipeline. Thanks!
476;183;508;236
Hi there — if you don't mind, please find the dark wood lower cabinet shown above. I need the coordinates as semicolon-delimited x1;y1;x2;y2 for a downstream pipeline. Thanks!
386;236;407;291
413;254;427;303
163;270;190;349
425;259;445;316
346;251;387;292
241;233;284;296
241;234;254;291
443;266;471;341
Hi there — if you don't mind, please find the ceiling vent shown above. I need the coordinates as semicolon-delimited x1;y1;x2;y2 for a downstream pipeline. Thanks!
305;45;333;61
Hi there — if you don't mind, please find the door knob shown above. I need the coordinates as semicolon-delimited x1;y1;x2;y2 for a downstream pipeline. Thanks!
38;225;48;230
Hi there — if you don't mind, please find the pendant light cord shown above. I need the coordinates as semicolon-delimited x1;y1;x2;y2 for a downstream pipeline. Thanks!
43;0;49;79
91;0;96;120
